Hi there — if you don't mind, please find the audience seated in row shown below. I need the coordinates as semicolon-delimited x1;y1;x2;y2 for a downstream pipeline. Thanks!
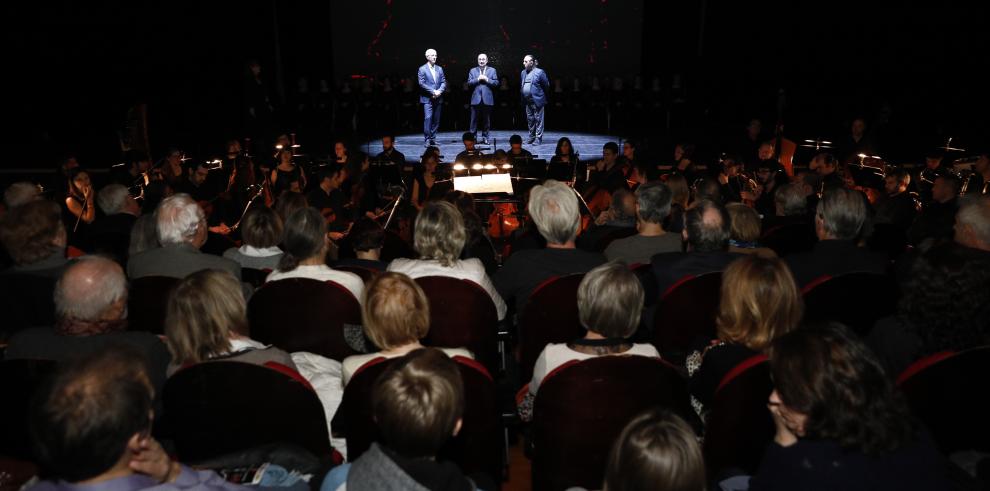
0;200;70;278
685;255;803;420
605;181;683;265
494;179;606;313
265;206;364;302
341;272;472;385
726;203;776;258
750;323;951;490
90;184;140;264
127;194;241;280
387;200;507;320
651;199;741;296
222;207;284;271
333;218;387;272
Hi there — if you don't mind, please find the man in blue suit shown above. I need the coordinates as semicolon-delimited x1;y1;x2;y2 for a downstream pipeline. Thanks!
520;54;550;145
418;48;446;146
467;53;498;144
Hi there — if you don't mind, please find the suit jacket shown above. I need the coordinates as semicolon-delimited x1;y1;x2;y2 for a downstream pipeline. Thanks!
418;63;446;104
784;240;887;287
520;67;550;108
127;243;242;280
650;250;744;296
467;66;499;105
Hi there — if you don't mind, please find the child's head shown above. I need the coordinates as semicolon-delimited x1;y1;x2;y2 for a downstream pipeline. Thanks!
372;348;465;458
603;409;705;491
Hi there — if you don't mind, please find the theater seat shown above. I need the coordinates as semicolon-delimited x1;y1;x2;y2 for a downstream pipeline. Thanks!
248;278;361;361
802;272;897;335
0;359;57;462
652;272;722;363
332;355;502;481
702;355;775;477
531;355;694;491
415;276;499;375
897;346;990;454
240;268;271;289
0;273;56;339
518;274;585;386
159;361;333;464
127;276;180;334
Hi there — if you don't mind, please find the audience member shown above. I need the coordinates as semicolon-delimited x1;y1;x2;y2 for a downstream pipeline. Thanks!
128;214;160;258
726;203;776;258
341;273;471;385
494;180;606;313
953;196;990;253
388;200;506;320
0;200;69;277
223;207;284;270
600;409;706;491
650;199;741;296
3;181;42;209
265;207;364;301
334;218;387;272
90;184;141;264
605;182;682;264
663;174;690;233
750;323;950;490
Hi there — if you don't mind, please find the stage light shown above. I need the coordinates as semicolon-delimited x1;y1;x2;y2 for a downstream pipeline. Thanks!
275;144;284;150
453;163;466;171
483;164;496;170
501;163;512;169
471;163;484;170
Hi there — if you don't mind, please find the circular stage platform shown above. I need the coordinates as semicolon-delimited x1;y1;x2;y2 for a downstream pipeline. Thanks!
361;131;622;163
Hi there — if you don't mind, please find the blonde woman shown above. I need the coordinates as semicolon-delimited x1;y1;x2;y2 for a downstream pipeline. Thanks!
685;255;803;419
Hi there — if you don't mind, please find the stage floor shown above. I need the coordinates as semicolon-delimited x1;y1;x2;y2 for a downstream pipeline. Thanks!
360;131;622;163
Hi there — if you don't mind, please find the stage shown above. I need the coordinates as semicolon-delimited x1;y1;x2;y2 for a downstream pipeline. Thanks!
360;131;622;164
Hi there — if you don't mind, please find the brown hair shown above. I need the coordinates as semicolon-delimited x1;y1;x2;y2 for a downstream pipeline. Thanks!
372;348;464;458
164;269;247;364
362;272;430;350
241;207;283;248
716;255;803;351
726;202;762;243
0;200;65;265
665;174;690;207
603;408;706;491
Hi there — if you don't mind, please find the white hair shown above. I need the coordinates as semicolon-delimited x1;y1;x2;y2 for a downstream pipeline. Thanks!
54;256;128;322
957;196;990;247
528;179;580;245
96;184;130;215
425;48;437;57
3;182;40;209
156;193;205;246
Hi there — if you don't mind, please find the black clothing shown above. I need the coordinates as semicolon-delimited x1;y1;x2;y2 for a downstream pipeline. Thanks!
784;239;888;287
874;192;920;231
271;165;304;196
907;198;957;246
687;341;757;413
333;257;387;272
89;213;138;265
650;251;743;297
307;187;348;231
494;248;606;313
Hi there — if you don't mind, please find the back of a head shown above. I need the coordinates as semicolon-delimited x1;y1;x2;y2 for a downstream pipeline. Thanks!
666;175;690;207
0;199;65;266
684;200;730;252
603;408;705;491
274;191;309;223
716;255;802;351
577;262;644;339
128;214;160;257
372;348;465;458
955;196;990;251
726;203;763;244
96;184;131;216
156;194;204;246
241;207;283;249
3;182;41;209
769;323;915;455
350;218;385;253
694;178;722;204
31;346;153;483
635;182;673;225
413;200;466;266
774;182;807;217
278;207;327;272
165;269;246;365
528;179;580;245
816;188;866;241
54;256;128;328
362;272;430;350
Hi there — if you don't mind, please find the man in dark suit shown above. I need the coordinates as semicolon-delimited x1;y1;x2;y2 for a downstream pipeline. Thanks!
785;187;888;287
467;53;498;144
651;200;742;296
520;54;550;145
417;48;446;147
375;135;406;168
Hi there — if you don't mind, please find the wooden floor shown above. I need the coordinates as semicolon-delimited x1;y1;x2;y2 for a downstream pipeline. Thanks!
503;440;532;491
361;131;622;164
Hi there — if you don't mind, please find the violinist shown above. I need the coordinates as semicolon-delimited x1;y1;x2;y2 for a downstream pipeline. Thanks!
307;164;350;236
874;167;921;231
589;142;629;194
411;151;451;210
717;155;746;203
671;142;698;184
375;134;406;169
915;150;949;203
175;160;214;202
549;136;579;183
813;152;846;192
160;148;186;189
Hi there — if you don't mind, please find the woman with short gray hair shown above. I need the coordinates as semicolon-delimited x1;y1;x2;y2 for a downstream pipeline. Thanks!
387;200;506;320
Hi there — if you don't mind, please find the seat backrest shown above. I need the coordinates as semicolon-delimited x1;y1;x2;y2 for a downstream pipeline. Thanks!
128;276;180;334
240;268;271;289
0;359;58;460
761;222;817;257
0;274;56;339
248;278;361;361
630;263;658;308
415;276;499;374
334;266;377;284
532;356;693;491
518;274;586;386
160;361;332;463
332;356;502;479
652;272;722;362
897;346;990;454
802;272;897;335
702;355;774;477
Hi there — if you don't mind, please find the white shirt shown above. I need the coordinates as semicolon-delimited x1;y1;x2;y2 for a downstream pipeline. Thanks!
265;264;365;304
342;346;473;386
529;343;661;395
237;245;283;257
428;63;437;83
387;257;507;320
